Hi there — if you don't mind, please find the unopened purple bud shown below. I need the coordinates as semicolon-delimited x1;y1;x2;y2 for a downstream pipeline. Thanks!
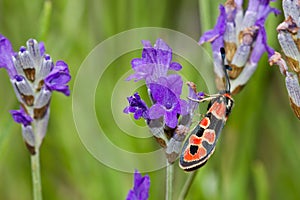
19;46;26;53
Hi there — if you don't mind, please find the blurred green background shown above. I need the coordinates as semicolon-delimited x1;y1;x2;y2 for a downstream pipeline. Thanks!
0;0;299;199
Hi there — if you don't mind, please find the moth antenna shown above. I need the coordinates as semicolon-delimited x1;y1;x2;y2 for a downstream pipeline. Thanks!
220;47;231;93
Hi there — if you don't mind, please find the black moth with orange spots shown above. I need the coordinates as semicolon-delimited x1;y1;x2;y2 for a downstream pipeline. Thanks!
179;47;234;171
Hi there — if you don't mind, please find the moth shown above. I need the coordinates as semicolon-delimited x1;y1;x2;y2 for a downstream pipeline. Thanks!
179;47;234;171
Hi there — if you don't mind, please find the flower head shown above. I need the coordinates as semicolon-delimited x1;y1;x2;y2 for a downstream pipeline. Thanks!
126;170;150;200
199;0;279;94
124;38;204;163
0;34;71;152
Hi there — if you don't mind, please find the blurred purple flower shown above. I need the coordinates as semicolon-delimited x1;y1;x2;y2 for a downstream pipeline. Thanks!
126;170;150;200
124;93;149;120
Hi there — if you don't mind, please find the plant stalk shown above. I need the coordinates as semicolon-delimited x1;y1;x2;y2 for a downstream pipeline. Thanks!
31;149;42;200
166;161;174;200
178;171;197;200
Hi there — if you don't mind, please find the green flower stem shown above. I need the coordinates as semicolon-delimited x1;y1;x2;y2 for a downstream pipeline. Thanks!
31;149;42;200
166;161;174;200
178;171;197;200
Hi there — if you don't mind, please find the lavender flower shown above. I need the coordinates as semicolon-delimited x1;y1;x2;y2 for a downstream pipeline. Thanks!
269;0;300;120
0;34;71;153
124;93;149;120
199;0;279;94
125;39;188;129
127;39;182;85
124;39;204;163
126;170;150;200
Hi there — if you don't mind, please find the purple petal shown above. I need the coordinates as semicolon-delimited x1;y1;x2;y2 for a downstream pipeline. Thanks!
127;59;154;82
126;170;150;200
141;40;152;48
134;109;144;120
250;21;274;63
257;0;280;21
165;108;179;128
123;106;130;114
185;82;202;116
247;0;260;12
163;74;183;97
235;0;243;7
169;62;182;71
124;93;149;120
179;99;188;116
128;39;181;84
154;38;172;66
10;108;33;127
39;42;45;56
149;83;178;104
0;34;17;78
44;60;71;96
152;74;183;98
149;83;187;128
148;104;165;119
141;41;157;64
199;5;226;44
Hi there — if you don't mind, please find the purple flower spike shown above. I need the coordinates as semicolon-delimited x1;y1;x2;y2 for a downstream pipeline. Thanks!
10;108;33;127
45;60;71;96
148;83;187;128
127;39;182;84
124;93;149;120
0;34;71;153
199;0;278;94
126;170;150;200
0;34;17;78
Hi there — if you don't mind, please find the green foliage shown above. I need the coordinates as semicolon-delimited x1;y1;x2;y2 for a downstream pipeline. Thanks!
0;0;299;200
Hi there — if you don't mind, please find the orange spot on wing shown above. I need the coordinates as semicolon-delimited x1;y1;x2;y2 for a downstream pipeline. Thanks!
200;117;210;128
189;135;202;145
184;146;207;161
209;101;226;119
203;129;216;144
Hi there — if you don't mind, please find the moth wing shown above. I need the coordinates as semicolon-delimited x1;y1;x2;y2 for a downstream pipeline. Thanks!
179;96;227;171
